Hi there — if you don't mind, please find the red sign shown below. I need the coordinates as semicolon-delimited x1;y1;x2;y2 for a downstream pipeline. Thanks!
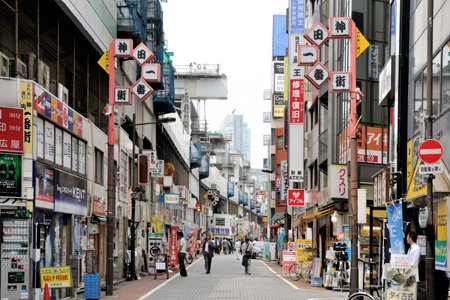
419;139;443;164
289;79;304;124
169;226;179;264
0;107;24;152
287;189;305;206
92;196;106;216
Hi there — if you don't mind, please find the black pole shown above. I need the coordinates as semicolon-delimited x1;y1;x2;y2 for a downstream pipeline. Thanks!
425;0;435;298
130;113;136;280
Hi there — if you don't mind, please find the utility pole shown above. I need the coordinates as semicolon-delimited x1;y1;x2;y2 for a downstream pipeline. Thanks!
130;113;137;280
106;41;115;296
425;0;435;298
349;20;359;294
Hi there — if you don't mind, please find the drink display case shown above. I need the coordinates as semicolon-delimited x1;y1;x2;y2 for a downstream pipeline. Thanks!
1;218;31;300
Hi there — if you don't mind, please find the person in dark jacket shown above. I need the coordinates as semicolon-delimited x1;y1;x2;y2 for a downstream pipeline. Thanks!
202;234;215;274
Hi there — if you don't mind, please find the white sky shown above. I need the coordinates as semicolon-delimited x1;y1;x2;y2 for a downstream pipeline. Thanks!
162;0;288;169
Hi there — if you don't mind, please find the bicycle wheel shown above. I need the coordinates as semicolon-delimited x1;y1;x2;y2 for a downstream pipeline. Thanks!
289;264;300;281
185;254;193;264
347;291;375;300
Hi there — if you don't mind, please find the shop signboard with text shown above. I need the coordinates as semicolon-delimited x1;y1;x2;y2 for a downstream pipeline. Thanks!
0;153;22;198
54;170;87;216
0;107;23;152
330;164;348;201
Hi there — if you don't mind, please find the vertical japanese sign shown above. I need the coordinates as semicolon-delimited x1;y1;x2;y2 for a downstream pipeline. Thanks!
386;201;405;254
169;226;179;264
280;160;288;205
288;0;306;183
19;81;33;155
330;164;348;200
0;153;22;197
435;199;448;270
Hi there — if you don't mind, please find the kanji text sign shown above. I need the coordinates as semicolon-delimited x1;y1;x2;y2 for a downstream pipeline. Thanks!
114;87;131;105
287;189;305;206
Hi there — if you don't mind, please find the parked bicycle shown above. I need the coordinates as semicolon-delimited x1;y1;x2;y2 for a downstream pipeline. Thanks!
347;285;382;300
185;252;194;264
289;263;304;281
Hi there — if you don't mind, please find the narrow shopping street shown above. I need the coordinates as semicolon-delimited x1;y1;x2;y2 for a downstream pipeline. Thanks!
137;254;347;300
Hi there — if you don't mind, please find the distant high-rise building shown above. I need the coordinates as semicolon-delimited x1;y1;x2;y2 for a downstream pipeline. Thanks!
220;114;251;163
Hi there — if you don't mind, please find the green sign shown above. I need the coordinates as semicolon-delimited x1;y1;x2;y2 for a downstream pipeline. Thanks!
0;153;22;197
435;240;447;269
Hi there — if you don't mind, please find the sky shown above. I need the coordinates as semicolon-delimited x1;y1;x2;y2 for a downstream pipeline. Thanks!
162;0;288;169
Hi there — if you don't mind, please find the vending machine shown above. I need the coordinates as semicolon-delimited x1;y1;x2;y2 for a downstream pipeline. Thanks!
0;216;31;300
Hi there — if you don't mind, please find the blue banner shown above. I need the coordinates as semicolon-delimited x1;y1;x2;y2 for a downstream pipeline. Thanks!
387;201;405;254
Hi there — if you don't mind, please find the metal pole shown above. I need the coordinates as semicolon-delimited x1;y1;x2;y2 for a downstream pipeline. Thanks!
106;41;115;296
130;113;136;280
349;20;359;294
425;0;435;298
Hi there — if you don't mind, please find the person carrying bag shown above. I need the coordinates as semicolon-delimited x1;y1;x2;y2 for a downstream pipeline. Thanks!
241;237;253;275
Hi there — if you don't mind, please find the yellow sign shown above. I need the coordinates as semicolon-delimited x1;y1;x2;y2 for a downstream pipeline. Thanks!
355;27;370;58
406;139;427;200
40;266;71;288
97;49;110;74
152;216;163;233
19;82;33;155
437;200;447;240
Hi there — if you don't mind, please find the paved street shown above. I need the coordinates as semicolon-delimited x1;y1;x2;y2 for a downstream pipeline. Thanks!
137;254;348;300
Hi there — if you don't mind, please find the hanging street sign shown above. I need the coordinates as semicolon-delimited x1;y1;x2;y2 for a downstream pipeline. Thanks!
418;163;444;175
305;62;329;89
142;63;161;82
298;44;318;66
329;17;351;39
287;189;305;207
114;39;133;57
355;27;370;58
114;86;132;105
418;139;443;164
304;21;330;48
132;78;154;102
132;42;155;66
330;72;351;92
97;49;110;74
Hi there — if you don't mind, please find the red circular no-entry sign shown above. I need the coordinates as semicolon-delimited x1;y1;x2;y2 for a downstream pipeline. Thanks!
418;139;443;164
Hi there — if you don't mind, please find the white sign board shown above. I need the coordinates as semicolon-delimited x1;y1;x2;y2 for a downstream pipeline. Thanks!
390;254;411;269
331;72;351;92
114;87;131;105
329;17;350;38
368;45;379;79
298;44;318;66
164;193;179;205
132;42;154;65
305;62;329;89
305;22;329;47
148;150;157;169
289;35;305;79
330;164;348;199
142;63;161;82
418;163;443;175
114;39;133;57
151;159;164;177
132;78;154;102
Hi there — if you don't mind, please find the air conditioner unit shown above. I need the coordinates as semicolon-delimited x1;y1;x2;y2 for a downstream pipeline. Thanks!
9;58;27;78
0;51;10;77
21;53;37;80
37;59;50;90
57;83;69;104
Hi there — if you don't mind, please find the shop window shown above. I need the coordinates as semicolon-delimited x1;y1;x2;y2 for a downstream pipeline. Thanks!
413;75;423;133
95;148;103;185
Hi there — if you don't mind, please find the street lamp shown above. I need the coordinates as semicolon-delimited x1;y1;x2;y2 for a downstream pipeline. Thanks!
128;114;176;280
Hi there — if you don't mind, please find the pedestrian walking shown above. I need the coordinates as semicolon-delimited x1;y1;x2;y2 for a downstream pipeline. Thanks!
202;234;215;274
222;239;230;255
235;238;242;260
241;237;253;275
177;231;187;277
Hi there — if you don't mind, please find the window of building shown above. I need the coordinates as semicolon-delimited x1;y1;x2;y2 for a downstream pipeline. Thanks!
277;135;284;149
413;75;423;133
95;148;103;184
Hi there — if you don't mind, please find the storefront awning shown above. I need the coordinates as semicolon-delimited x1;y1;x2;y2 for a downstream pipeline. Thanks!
302;206;335;221
271;212;285;223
